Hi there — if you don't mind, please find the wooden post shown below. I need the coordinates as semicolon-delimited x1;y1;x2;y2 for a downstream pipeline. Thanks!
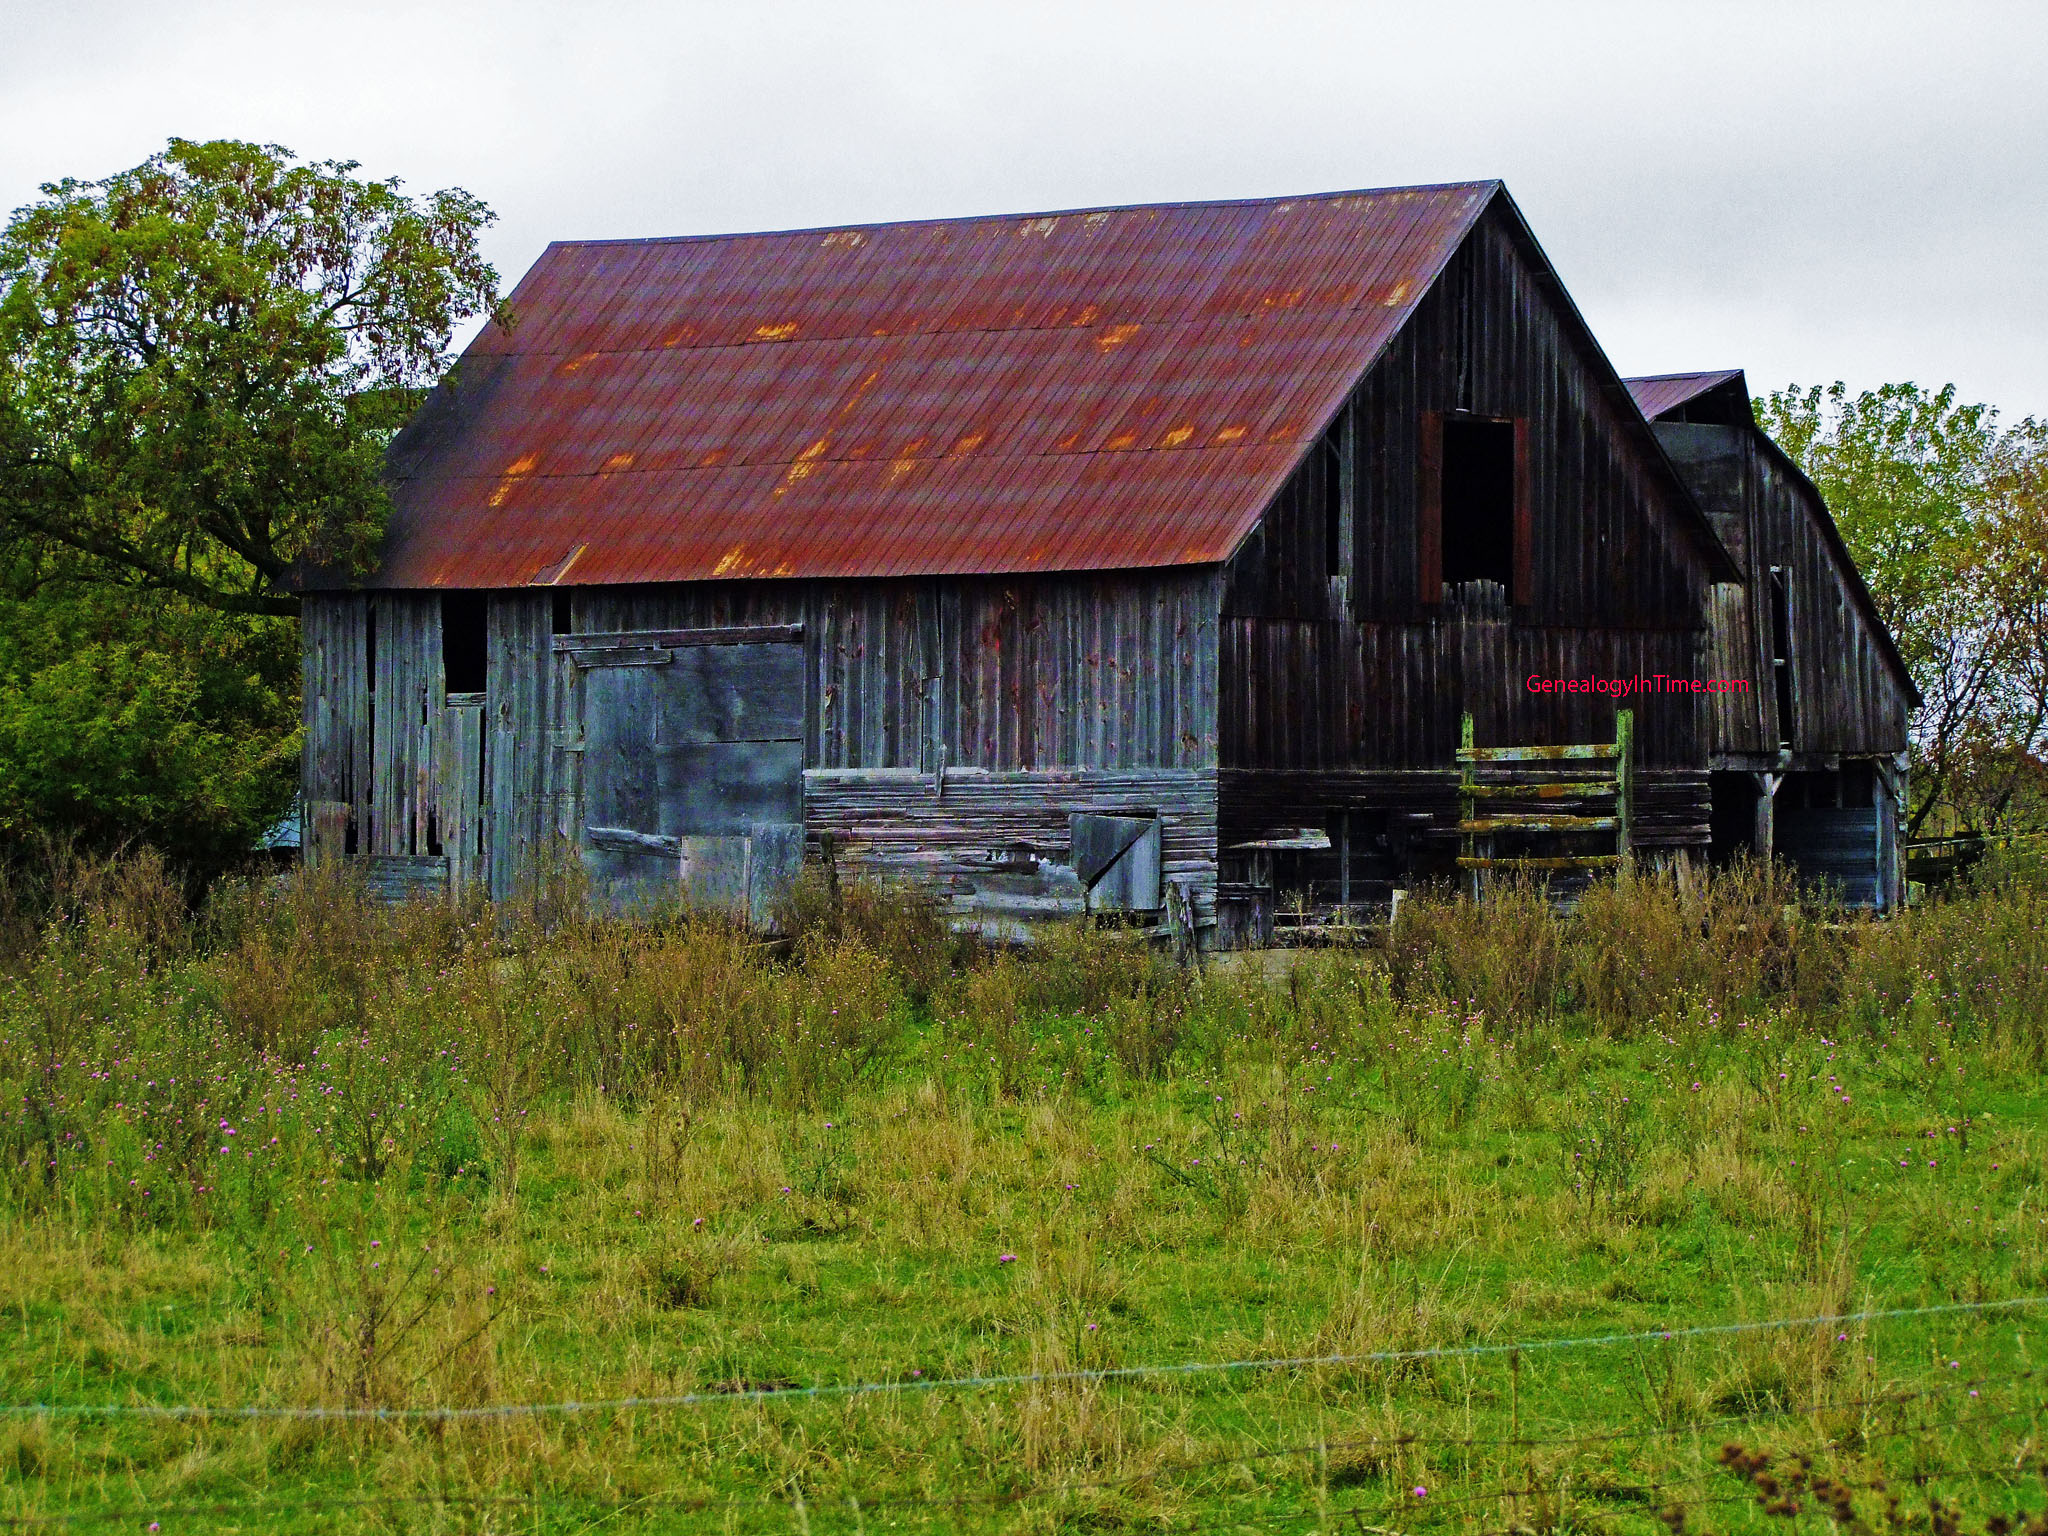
1460;711;1479;901
1338;811;1351;917
1755;770;1783;864
1613;709;1633;864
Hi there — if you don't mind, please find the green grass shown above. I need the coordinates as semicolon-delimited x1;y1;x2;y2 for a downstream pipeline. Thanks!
0;855;2045;1533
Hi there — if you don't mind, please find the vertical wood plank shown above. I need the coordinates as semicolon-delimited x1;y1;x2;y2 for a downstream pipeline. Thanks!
1418;409;1443;605
1512;415;1534;606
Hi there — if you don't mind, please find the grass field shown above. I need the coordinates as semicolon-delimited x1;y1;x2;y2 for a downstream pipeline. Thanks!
1;854;2045;1533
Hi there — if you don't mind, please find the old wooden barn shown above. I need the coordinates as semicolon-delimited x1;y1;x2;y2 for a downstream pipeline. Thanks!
299;180;1910;938
1626;370;1915;908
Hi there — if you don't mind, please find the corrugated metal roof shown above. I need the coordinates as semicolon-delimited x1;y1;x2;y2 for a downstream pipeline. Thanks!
1624;370;1746;421
359;183;1500;589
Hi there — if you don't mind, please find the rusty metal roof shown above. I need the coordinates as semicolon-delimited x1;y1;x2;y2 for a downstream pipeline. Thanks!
1624;370;1746;421
358;182;1500;589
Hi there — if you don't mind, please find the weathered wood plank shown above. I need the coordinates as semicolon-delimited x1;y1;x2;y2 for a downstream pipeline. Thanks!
550;624;803;651
1459;816;1619;833
1457;855;1622;870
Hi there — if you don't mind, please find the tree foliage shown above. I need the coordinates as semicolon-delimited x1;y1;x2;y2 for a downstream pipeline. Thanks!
1761;382;2048;834
0;140;497;874
0;138;498;616
0;560;300;874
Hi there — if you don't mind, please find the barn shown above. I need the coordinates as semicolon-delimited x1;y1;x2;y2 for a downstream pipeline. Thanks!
1626;370;1916;908
298;180;1906;938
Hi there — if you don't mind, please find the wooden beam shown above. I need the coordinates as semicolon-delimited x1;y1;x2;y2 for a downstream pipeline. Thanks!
1457;855;1623;871
1460;816;1619;834
1457;742;1620;763
549;624;803;652
1465;779;1621;799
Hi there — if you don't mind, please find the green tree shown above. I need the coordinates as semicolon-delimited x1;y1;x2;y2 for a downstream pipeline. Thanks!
0;138;498;616
0;567;300;872
1761;382;2048;835
0;140;498;872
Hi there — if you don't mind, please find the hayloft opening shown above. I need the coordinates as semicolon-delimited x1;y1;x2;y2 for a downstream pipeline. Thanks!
552;590;573;635
442;592;489;695
1441;418;1516;590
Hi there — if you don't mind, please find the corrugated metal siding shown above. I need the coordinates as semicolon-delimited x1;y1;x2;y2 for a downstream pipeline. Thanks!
350;184;1502;590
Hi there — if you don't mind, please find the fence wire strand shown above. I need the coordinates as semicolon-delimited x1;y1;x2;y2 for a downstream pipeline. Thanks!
2;1293;2038;1425
0;1306;2041;1530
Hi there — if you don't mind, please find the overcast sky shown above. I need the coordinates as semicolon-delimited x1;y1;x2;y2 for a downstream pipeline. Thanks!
6;0;2045;419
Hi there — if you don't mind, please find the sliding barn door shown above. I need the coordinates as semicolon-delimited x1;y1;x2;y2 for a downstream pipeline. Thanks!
563;627;804;921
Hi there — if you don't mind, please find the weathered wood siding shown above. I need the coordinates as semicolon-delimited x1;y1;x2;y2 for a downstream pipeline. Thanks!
559;572;1219;772
368;595;440;857
299;592;490;893
554;573;1224;919
485;592;557;901
1655;422;1911;761
1216;201;1721;863
311;573;1224;913
806;768;1218;924
301;593;371;850
1225;204;1710;632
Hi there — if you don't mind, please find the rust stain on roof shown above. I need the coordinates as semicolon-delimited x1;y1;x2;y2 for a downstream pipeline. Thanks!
360;181;1501;589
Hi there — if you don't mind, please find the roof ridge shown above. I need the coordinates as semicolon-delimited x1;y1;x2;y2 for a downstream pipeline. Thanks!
541;180;1505;251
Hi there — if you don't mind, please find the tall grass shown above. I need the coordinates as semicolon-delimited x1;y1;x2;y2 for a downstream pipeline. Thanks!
4;851;2046;1221
0;849;2043;1530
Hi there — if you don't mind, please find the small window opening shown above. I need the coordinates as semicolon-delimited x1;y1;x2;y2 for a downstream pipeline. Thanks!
551;589;573;635
1441;418;1516;589
442;591;489;696
1768;567;1795;747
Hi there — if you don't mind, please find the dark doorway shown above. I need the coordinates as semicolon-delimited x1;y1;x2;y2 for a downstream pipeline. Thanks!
1442;418;1516;589
442;592;490;695
1708;771;1759;866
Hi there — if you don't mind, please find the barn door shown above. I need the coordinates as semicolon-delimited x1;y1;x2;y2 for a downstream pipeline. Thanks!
565;627;804;921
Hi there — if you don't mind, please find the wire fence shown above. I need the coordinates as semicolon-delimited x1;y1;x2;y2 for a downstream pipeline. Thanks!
3;1293;2039;1424
0;1294;2040;1529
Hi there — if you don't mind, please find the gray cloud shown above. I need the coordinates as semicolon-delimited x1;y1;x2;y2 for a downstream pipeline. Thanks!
6;0;2044;416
